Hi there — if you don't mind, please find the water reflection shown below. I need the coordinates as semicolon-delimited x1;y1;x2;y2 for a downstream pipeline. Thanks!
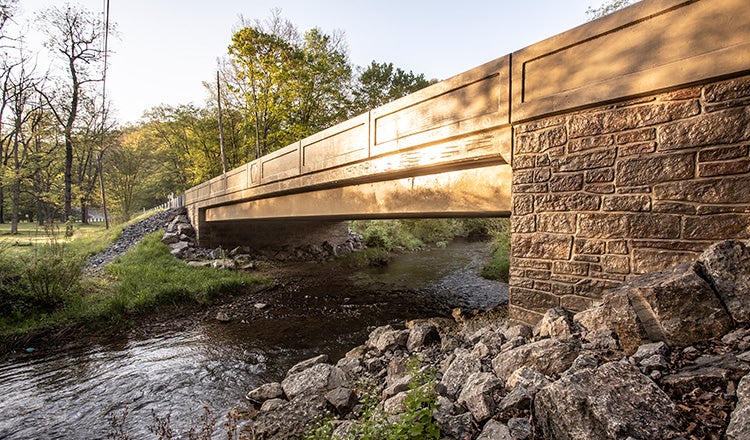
0;240;507;438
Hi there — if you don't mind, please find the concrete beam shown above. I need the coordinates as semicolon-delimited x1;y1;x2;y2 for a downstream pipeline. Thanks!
204;164;511;222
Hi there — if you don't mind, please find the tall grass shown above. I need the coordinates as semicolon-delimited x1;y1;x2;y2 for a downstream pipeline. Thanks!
0;217;264;349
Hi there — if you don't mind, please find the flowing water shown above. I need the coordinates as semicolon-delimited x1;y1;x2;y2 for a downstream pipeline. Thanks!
0;240;507;439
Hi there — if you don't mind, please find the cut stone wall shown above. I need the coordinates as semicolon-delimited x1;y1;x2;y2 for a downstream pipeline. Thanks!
509;74;750;324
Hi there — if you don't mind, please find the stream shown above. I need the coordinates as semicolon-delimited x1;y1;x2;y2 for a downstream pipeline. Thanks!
0;240;507;439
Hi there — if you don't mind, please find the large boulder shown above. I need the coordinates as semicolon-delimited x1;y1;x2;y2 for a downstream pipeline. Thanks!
534;361;681;440
698;240;750;324
456;372;502;422
441;348;482;398
251;392;329;439
574;290;647;355
727;373;750;440
491;338;580;382
537;307;578;339
281;363;347;400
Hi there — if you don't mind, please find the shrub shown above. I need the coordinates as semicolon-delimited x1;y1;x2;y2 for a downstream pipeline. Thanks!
481;228;511;281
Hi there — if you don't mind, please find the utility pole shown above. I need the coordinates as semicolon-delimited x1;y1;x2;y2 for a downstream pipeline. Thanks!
98;0;111;228
217;70;227;174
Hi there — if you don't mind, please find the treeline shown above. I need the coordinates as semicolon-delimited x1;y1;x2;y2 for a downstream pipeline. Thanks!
0;5;433;229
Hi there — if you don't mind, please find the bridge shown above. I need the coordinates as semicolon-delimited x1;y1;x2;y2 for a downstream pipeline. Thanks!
185;0;750;323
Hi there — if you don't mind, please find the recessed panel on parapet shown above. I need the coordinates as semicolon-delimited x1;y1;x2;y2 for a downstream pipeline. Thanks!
260;142;301;184
370;56;510;158
512;0;750;122
300;113;369;174
224;166;247;192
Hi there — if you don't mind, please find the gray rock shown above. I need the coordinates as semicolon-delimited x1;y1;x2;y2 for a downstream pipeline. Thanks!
492;338;580;382
367;325;408;352
259;398;286;412
564;354;599;376
499;366;551;412
252;392;329;439
631;341;669;364
457;372;501;422
332;420;358;440
660;353;750;396
538;307;578;339
169;241;190;258
437;412;476;440
382;374;411;399
476;419;512;440
723;328;750;345
336;357;363;376
698;240;750;324
503;324;533;341
441;348;482;398
247;382;284;403
383;391;408;414
433;395;454;424
287;354;329;376
211;258;236;269
501;336;528;352
325;387;358;415
535;361;681;440
215;311;231;323
581;329;620;351
161;232;180;244
640;354;669;371
574;289;647;355
407;322;440;352
507;417;533;440
281;363;347;400
727;373;750;440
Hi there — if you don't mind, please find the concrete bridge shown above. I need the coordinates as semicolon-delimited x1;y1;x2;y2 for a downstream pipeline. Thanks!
185;0;750;323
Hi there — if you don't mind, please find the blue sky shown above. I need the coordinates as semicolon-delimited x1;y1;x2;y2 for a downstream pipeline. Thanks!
21;0;600;124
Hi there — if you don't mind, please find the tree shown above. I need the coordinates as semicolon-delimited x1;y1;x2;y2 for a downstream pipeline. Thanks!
586;0;635;20
37;3;110;221
227;11;353;159
350;61;432;115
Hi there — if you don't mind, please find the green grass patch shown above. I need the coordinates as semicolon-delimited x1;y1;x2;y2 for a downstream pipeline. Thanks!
0;218;265;350
481;223;511;281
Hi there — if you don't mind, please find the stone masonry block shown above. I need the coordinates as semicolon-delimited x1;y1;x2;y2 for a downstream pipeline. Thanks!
615;128;656;145
569;135;614;153
510;288;560;312
549;173;584;192
659;107;750;150
578;214;680;239
513;194;534;216
585;169;614;184
698;145;749;162
602;195;651;212
703;76;750;103
683;214;750;240
537;213;577;234
553;149;617;172
615;152;694;186
511;215;536;233
698;159;750;177
575;238;606;255
535;193;601;212
516;125;567;154
553;261;589;276
601;255;630;274
654;175;750;204
633;248;698;274
569;100;700;138
511;233;572;260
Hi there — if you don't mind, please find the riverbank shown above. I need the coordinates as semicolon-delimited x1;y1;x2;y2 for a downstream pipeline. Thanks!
242;239;750;440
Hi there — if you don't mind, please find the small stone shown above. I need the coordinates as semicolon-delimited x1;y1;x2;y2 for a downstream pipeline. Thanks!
457;372;502;422
287;354;329;376
254;303;268;309
260;398;285;412
476;419;512;440
640;354;669;371
383;391;408;414
631;342;669;364
501;336;528;352
504;324;533;340
216;311;231;323
407;323;440;352
507;417;533;440
325;387;358;415
650;370;663;380
246;382;284;403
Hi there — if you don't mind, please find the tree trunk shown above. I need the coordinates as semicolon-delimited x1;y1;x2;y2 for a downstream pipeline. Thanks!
0;182;4;223
10;178;19;234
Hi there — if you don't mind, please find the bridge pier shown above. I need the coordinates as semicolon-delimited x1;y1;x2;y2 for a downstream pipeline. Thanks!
508;74;750;324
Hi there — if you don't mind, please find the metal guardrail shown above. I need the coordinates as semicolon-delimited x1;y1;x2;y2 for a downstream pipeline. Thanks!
143;194;185;213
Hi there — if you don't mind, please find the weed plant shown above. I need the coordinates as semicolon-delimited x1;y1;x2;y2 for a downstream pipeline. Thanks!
481;222;511;281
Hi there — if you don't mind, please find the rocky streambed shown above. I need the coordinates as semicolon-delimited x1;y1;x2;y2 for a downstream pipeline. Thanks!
242;239;750;440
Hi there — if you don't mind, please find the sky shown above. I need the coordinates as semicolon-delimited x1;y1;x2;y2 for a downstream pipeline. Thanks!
19;0;599;125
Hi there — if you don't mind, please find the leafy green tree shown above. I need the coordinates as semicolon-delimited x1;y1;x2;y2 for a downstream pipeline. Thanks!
350;61;432;115
586;0;635;20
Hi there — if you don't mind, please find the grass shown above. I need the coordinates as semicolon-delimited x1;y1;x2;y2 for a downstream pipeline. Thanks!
0;212;265;351
480;223;511;282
